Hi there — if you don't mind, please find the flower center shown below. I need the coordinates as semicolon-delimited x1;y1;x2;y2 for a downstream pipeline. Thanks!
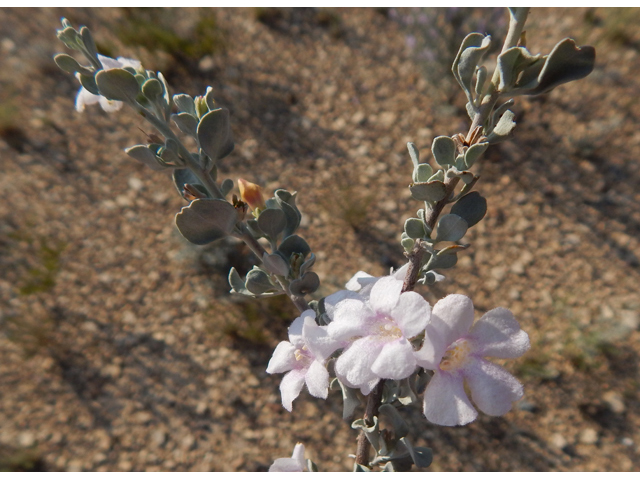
294;345;310;363
375;317;402;339
439;339;471;371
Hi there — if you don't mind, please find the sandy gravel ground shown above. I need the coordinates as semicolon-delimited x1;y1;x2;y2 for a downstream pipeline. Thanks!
0;7;639;471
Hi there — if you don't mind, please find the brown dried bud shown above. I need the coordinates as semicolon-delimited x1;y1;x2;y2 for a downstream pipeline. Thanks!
238;178;266;212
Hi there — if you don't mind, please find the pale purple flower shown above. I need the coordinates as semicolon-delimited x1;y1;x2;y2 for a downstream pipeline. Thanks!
266;310;341;411
415;294;530;426
269;443;306;472
75;54;142;113
327;274;431;394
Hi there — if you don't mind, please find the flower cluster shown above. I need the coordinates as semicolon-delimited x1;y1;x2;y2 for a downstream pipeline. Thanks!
267;268;530;426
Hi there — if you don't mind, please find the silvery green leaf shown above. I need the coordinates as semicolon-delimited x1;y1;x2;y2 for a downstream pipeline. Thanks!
464;142;489;169
409;181;447;202
77;72;99;95
430;251;458;270
435;214;468;243
197;108;234;161
428;169;444;182
142;78;163;101
171;113;198;138
452;33;491;102
245;267;277;295
57;26;79;50
451;191;487;227
300;252;316;276
401;235;414;253
490;99;515;132
527;38;596;95
454;154;466;172
263;253;290;276
158;72;171;120
54;54;93;76
228;267;250;295
246;218;263;238
331;378;361;420
453;170;476;185
404;218;426;240
79;26;98;62
351;417;379;451
475;65;487;97
397;376;418;406
257;208;287;238
465;100;476;120
407;142;420;168
220;178;234;197
175;199;237;245
399;438;432;469
422;270;445;285
204;86;217;110
412;163;432;183
290;271;320;296
431;136;456;167
173;94;196;116
125;145;165;171
173;168;206;197
159;146;181;166
487;110;516;144
497;47;542;91
275;190;301;237
379;404;409;439
95;68;140;103
278;234;310;259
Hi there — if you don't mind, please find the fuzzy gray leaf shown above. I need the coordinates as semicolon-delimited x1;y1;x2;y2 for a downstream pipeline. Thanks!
95;68;140;103
175;199;237;245
197;108;234;161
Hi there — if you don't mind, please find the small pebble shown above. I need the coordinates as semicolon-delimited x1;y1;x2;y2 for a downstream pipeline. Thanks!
578;428;598;445
549;433;567;449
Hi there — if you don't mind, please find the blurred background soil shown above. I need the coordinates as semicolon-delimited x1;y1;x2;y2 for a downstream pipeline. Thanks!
1;7;639;472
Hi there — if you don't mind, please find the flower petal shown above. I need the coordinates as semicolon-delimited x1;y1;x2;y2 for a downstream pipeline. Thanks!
369;276;403;314
303;318;342;360
266;341;298;374
469;307;530;358
97;54;122;70
463;359;524;416
392;262;409;280
335;337;380;391
98;96;124;112
391;291;431;338
75;87;100;112
269;458;303;472
116;56;142;70
423;370;477;426
291;443;306;470
328;298;373;340
346;270;375;291
287;312;309;347
417;294;474;369
323;289;360;321
280;369;306;412
305;360;329;399
371;338;417;380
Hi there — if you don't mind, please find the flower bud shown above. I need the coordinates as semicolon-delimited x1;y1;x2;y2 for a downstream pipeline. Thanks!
238;178;266;213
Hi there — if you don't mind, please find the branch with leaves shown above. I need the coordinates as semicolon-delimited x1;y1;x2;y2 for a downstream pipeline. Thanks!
53;7;594;472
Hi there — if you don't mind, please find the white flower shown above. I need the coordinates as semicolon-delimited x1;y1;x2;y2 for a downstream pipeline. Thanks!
269;443;306;472
327;273;431;394
266;310;341;411
415;294;530;426
75;54;141;113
